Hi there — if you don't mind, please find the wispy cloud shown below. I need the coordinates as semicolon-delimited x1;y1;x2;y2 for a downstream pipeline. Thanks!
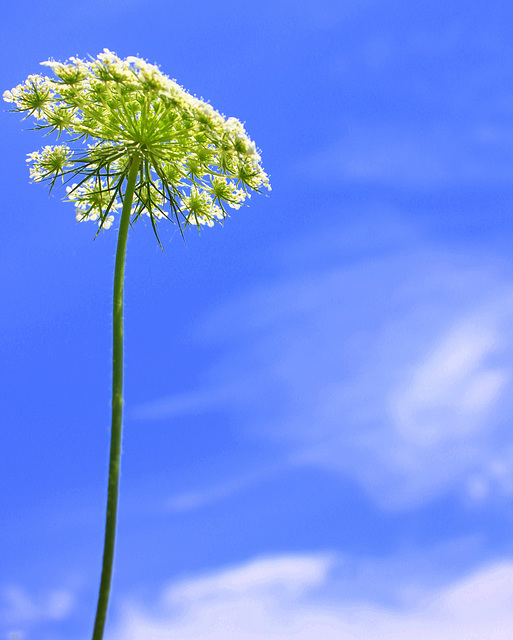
110;553;513;640
0;584;76;637
135;220;513;510
164;463;286;513
193;226;513;509
388;317;508;453
130;385;235;421
299;123;513;188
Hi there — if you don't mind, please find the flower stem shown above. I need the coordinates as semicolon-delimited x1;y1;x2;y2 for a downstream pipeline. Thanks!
92;155;141;640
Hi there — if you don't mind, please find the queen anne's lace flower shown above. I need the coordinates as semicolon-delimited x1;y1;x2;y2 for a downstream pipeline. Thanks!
5;49;270;238
26;145;73;183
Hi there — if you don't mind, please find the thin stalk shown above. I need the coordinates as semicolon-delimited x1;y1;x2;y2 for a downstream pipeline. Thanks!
92;155;141;640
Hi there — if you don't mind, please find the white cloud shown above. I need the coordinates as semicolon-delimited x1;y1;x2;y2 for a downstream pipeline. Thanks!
110;553;513;640
164;464;281;513
136;221;513;510
0;585;75;627
192;238;513;509
301;123;513;187
131;386;234;421
164;555;332;602
390;319;508;446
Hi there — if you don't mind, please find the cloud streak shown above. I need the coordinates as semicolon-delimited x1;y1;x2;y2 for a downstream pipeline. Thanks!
195;229;513;509
135;221;513;510
164;463;287;513
300;123;513;188
110;553;513;640
0;584;76;640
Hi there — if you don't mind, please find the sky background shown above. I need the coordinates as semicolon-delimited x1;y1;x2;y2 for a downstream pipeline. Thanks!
2;1;513;638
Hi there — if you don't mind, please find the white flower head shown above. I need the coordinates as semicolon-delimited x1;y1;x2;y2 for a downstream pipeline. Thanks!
5;50;270;241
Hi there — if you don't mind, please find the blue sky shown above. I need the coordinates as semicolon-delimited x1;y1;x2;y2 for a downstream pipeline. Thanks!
2;0;513;638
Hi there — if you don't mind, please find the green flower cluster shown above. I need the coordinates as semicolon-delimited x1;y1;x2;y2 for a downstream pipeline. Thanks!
4;50;270;238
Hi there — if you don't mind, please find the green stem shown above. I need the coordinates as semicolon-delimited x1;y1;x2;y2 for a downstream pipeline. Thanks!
92;155;141;640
